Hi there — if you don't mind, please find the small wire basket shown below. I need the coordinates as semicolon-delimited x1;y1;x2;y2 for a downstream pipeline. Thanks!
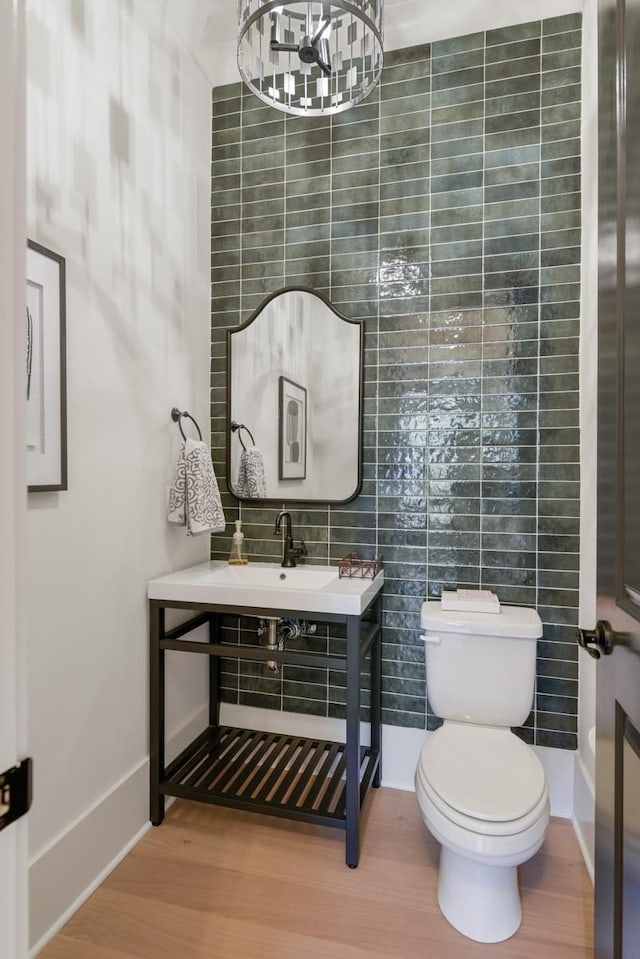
338;553;383;580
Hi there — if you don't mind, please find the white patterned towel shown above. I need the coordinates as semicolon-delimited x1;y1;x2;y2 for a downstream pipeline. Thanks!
235;447;267;499
167;438;226;535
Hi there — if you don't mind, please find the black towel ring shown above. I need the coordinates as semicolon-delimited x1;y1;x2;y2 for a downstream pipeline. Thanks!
171;407;203;442
230;420;255;451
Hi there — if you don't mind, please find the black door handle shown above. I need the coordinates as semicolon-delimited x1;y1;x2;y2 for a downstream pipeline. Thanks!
577;620;615;660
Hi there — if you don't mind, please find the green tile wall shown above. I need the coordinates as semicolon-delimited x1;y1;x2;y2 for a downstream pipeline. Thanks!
210;14;582;749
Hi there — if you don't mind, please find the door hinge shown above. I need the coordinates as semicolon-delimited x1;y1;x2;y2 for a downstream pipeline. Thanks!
0;758;33;832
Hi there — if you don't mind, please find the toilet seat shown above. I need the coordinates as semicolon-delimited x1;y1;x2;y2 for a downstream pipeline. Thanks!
417;723;547;837
416;759;549;840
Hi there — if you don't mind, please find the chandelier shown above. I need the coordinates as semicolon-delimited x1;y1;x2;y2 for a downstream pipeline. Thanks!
237;1;384;117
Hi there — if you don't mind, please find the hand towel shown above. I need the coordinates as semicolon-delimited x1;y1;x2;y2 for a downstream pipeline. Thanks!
235;446;267;499
167;438;226;535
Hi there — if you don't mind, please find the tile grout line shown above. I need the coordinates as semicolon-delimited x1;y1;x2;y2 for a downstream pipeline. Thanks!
376;75;381;569
226;183;581;226
282;107;287;717
327;110;334;716
238;87;245;699
284;113;287;287
424;43;433;731
478;30;487;589
329;109;333;572
535;22;544;747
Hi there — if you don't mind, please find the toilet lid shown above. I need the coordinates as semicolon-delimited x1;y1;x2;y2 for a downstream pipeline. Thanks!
419;723;546;823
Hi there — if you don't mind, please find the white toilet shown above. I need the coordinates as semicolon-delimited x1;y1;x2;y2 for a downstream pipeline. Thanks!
414;599;549;944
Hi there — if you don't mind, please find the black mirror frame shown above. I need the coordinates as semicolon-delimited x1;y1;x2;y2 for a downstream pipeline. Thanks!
226;286;364;505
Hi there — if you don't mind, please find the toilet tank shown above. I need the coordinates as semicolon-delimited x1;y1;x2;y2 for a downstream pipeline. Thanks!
420;601;543;728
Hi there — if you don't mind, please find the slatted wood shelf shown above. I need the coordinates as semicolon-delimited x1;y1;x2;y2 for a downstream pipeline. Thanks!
161;725;380;829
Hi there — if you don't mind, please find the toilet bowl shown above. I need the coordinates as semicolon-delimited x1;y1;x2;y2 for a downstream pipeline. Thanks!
416;600;547;943
415;722;549;942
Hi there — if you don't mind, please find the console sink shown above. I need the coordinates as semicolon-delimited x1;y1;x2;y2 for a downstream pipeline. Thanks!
208;564;338;591
148;560;384;615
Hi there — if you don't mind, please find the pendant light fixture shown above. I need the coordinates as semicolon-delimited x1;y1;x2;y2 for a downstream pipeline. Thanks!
237;1;384;117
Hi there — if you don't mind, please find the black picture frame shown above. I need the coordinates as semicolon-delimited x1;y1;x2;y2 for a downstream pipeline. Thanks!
26;240;67;492
278;375;307;480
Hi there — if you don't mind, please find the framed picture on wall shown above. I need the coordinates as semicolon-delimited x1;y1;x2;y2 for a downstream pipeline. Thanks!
26;240;67;492
278;376;307;480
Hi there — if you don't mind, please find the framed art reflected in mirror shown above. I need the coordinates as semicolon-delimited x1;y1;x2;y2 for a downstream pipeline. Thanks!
279;376;306;480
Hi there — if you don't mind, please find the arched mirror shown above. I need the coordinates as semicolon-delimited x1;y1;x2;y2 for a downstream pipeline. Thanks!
227;288;363;503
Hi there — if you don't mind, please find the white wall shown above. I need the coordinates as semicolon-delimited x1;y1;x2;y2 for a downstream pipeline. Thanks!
25;0;213;950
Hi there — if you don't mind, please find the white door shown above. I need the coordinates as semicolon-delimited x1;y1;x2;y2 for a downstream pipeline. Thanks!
0;1;29;957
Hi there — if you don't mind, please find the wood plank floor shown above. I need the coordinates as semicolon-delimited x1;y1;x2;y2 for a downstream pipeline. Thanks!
41;788;593;959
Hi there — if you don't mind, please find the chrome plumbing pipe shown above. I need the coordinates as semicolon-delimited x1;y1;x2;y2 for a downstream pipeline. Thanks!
257;617;317;674
266;619;281;673
257;617;283;673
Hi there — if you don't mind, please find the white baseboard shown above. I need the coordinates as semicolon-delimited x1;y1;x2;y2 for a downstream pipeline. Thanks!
220;704;576;817
533;744;575;819
29;703;209;957
572;750;595;883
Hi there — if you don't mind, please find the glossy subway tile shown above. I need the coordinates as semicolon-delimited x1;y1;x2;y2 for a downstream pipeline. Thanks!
209;17;583;745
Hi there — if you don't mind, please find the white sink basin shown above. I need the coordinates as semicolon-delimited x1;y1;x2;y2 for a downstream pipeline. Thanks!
148;561;384;616
207;565;338;591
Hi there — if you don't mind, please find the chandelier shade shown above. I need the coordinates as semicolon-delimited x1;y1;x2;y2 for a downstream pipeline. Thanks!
237;1;384;117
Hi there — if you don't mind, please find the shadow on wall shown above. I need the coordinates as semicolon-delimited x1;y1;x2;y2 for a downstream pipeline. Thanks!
27;0;210;392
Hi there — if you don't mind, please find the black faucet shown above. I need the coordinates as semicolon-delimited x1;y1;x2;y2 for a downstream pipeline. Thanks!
274;511;307;568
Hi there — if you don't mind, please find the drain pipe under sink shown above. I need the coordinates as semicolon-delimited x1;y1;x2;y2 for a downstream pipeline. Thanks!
263;618;282;673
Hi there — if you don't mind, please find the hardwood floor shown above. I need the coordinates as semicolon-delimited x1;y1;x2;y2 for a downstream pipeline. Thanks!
41;788;593;959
